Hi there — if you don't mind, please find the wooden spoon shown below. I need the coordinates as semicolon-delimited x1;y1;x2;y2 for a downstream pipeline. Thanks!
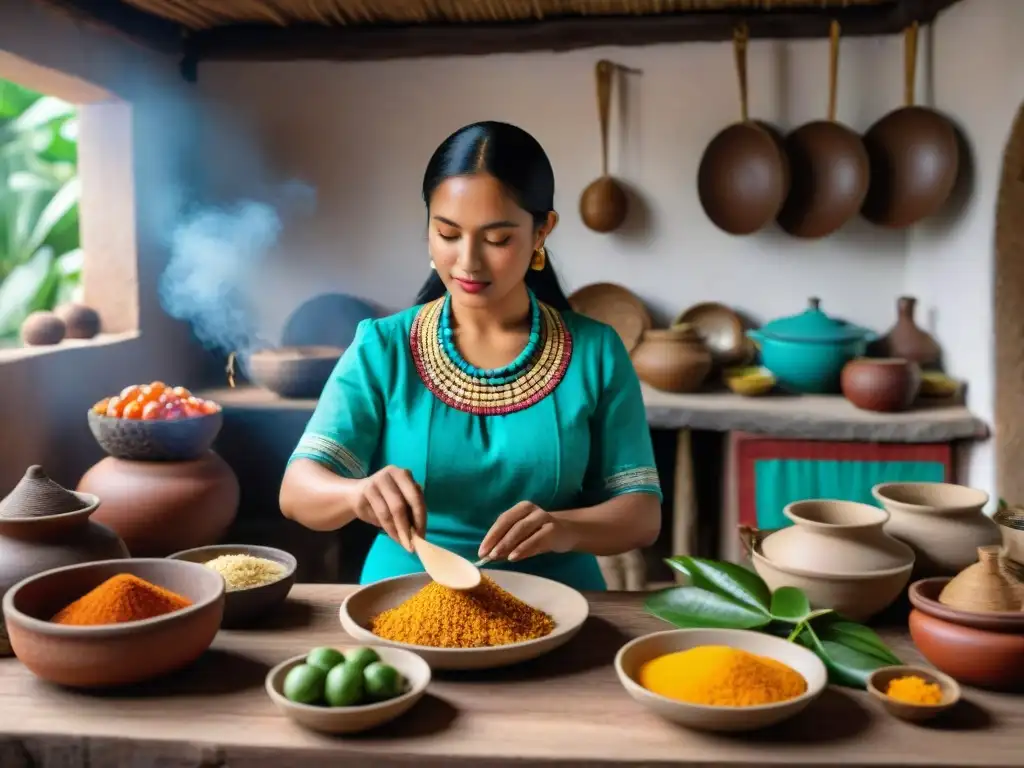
579;60;628;233
411;532;482;591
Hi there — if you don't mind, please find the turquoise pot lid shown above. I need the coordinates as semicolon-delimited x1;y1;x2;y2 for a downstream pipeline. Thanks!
759;298;872;343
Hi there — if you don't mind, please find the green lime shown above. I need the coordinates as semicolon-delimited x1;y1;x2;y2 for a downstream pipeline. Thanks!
306;646;345;672
324;662;365;707
363;661;405;702
282;663;327;705
344;646;380;672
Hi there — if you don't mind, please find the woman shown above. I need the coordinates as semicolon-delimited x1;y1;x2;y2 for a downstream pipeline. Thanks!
280;121;661;591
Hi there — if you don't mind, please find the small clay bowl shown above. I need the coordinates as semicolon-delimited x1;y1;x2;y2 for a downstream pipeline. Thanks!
908;609;1024;691
87;409;223;462
908;577;1024;633
867;665;960;723
2;558;224;688
246;346;343;399
614;628;827;732
168;544;296;628
840;357;922;412
265;646;431;735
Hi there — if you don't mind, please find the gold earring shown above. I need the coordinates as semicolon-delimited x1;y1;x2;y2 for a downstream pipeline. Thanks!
430;259;436;270
530;246;546;271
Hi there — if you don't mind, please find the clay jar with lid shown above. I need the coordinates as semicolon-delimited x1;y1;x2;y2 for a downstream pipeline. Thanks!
746;298;876;394
0;466;129;656
631;324;712;393
872;482;1000;577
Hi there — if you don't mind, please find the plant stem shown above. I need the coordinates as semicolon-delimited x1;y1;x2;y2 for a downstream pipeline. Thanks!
787;621;805;642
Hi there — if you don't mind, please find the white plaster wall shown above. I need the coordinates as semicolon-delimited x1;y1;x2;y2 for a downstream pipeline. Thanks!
905;0;1024;506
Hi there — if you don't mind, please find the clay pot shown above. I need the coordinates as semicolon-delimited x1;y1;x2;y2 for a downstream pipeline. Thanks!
872;482;1000;577
908;609;1024;691
0;467;130;656
873;297;941;368
78;451;239;557
909;577;1024;633
840;357;921;412
758;499;914;575
630;324;712;393
937;546;1022;613
246;346;343;399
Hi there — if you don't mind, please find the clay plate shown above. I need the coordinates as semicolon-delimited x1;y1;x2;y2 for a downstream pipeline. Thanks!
265;645;430;735
2;558;224;688
568;283;651;353
168;544;297;628
908;577;1024;633
867;664;960;723
339;570;589;670
615;628;827;732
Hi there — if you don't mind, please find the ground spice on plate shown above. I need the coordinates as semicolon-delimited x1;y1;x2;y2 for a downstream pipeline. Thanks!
368;576;555;648
51;573;192;626
886;675;943;705
638;645;807;707
203;554;285;591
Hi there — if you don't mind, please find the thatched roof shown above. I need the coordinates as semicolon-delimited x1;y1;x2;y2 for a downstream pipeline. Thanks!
122;0;895;30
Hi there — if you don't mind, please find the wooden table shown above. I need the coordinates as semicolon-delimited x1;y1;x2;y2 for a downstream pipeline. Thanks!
0;586;1019;767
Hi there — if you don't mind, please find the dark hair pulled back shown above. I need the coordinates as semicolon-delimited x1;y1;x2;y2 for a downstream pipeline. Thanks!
414;121;571;311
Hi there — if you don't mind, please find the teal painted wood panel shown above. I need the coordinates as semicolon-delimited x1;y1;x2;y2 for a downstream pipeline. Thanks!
754;459;946;529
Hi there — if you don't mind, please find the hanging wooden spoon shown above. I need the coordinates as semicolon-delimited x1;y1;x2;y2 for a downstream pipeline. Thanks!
776;20;869;239
580;60;629;233
411;532;482;591
861;21;960;228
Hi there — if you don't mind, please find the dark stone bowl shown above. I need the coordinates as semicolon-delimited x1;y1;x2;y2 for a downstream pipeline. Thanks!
87;409;223;462
244;345;343;399
167;544;297;628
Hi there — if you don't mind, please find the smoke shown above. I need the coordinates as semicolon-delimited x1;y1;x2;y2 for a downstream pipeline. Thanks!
158;181;316;357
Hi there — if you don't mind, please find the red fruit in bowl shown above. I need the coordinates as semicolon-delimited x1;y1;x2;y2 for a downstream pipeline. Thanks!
162;403;185;420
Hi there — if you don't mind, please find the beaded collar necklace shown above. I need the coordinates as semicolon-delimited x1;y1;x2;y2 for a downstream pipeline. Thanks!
410;290;573;415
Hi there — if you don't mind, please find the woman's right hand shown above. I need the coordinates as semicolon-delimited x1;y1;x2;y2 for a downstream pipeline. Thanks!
353;466;426;552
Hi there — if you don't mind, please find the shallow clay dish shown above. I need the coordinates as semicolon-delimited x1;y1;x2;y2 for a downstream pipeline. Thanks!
908;577;1024;633
615;628;827;732
675;302;747;367
246;346;344;399
88;409;223;462
340;570;589;671
168;544;296;628
2;558;224;688
867;665;960;723
908;609;1024;691
265;645;430;735
568;283;651;353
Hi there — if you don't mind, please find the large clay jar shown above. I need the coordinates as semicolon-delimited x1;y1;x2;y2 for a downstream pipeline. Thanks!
873;296;941;368
0;466;129;656
872;482;1000;577
631;324;712;393
758;499;915;574
78;451;239;557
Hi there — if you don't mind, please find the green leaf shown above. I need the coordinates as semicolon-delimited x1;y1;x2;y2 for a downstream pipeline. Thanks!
0;247;53;334
814;619;902;666
11;95;75;132
665;556;771;614
645;586;772;630
769;586;811;623
797;624;895;688
0;81;41;119
21;177;79;260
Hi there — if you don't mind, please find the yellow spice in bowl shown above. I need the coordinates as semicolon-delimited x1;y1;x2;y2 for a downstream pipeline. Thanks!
637;645;807;707
886;675;943;705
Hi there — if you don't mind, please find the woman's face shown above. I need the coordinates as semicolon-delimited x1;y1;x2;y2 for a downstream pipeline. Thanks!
427;173;556;309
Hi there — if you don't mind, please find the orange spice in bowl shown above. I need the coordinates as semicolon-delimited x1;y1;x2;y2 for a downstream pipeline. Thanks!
886;674;943;705
51;573;192;626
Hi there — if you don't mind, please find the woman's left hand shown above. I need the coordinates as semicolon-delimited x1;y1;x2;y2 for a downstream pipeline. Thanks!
479;501;578;562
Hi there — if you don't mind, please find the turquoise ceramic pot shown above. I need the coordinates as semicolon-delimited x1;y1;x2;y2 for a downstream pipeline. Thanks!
747;298;876;394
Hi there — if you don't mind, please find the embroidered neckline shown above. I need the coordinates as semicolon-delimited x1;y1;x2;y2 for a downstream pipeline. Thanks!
410;292;573;415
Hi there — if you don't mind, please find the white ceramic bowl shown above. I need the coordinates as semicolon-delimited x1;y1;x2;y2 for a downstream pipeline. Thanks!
265;645;431;735
615;628;828;732
340;570;589;670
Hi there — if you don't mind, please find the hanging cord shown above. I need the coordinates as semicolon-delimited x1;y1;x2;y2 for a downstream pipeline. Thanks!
733;23;750;122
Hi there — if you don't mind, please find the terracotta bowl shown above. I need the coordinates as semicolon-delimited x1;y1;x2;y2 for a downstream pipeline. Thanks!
245;346;343;399
908;578;1024;633
615;628;827;732
751;547;912;623
339;570;589;671
2;558;224;688
908;609;1024;691
866;664;960;723
87;409;223;462
265;645;431;735
167;544;297;628
840;357;921;412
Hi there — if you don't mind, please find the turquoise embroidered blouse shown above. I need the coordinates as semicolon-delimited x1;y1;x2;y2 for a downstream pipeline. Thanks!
288;299;662;591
